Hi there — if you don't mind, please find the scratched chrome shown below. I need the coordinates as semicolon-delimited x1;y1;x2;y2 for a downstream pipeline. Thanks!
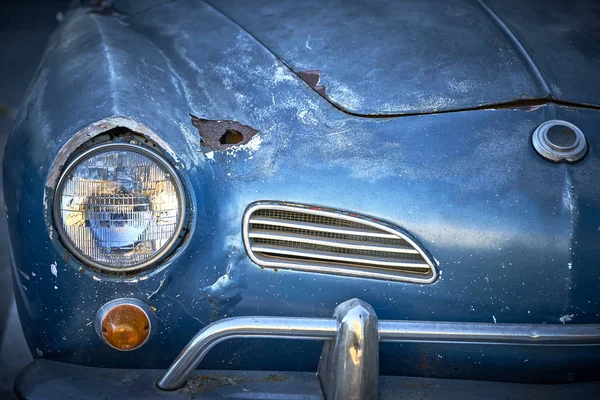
318;299;379;400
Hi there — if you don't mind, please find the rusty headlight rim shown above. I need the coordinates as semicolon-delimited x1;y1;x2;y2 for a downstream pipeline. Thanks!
52;140;187;273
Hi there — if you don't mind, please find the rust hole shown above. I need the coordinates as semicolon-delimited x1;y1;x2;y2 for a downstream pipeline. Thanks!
191;115;259;151
219;130;244;145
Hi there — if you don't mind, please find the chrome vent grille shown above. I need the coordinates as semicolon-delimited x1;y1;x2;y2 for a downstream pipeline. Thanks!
243;203;437;283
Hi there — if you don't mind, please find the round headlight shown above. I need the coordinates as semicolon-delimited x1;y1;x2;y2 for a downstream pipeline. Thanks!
54;142;186;272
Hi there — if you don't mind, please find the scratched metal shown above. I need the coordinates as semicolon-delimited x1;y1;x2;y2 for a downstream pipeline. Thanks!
3;0;600;384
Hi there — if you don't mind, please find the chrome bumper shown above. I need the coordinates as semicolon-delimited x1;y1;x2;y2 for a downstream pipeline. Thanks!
158;298;600;399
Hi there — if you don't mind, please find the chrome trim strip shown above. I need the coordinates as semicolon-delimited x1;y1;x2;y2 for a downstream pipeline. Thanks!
158;299;600;391
251;244;430;268
53;141;187;273
378;320;600;345
243;202;438;283
247;256;433;282
249;216;400;239
249;230;419;253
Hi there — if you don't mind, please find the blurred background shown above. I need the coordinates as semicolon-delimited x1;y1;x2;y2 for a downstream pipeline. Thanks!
0;1;69;398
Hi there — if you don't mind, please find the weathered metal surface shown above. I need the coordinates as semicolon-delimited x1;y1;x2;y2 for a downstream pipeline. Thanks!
14;360;600;399
204;0;600;115
3;0;600;386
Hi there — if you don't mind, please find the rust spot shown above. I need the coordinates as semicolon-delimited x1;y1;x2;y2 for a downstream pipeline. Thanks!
180;374;249;394
296;70;327;96
266;373;288;382
85;0;116;16
191;115;259;151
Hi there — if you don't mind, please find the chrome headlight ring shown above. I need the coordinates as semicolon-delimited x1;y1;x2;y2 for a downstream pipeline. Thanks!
53;140;187;273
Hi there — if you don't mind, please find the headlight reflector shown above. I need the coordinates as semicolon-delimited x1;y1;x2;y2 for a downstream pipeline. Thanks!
54;142;185;272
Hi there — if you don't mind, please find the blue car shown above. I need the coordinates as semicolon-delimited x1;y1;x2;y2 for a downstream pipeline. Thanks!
4;0;600;398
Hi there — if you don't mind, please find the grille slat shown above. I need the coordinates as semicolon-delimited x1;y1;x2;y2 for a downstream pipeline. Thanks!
251;244;430;269
249;230;419;254
249;217;398;239
243;203;437;283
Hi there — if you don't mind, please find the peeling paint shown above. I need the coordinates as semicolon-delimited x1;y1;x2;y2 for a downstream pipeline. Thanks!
224;134;262;157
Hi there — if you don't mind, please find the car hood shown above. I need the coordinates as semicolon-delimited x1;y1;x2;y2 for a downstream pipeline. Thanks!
202;0;600;115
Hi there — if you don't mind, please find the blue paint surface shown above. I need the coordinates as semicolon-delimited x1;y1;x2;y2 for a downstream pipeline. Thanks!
3;0;600;384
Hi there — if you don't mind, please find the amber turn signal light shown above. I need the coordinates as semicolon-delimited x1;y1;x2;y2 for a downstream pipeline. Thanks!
95;299;153;351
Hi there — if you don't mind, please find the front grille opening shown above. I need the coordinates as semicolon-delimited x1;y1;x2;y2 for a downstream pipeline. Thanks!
244;204;437;283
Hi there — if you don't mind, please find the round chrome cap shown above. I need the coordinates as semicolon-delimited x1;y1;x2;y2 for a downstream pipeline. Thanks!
532;120;587;163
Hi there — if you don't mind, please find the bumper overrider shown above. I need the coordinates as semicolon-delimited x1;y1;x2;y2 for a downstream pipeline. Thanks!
15;298;600;399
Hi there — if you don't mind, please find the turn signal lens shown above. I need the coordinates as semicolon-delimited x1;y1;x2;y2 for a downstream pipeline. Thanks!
98;301;151;351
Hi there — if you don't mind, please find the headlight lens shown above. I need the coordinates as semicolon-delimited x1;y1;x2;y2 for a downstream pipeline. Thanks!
54;142;185;272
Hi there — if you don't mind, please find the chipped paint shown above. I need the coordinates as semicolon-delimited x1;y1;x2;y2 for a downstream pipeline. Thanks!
559;314;574;324
19;270;30;281
148;273;167;299
273;65;296;83
224;133;262;157
51;262;58;277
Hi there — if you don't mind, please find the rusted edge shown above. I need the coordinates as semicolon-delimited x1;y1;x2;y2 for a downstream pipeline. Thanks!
44;116;181;242
296;70;327;97
84;0;117;16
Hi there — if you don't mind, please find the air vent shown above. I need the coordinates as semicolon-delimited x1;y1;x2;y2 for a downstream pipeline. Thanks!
243;203;437;283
